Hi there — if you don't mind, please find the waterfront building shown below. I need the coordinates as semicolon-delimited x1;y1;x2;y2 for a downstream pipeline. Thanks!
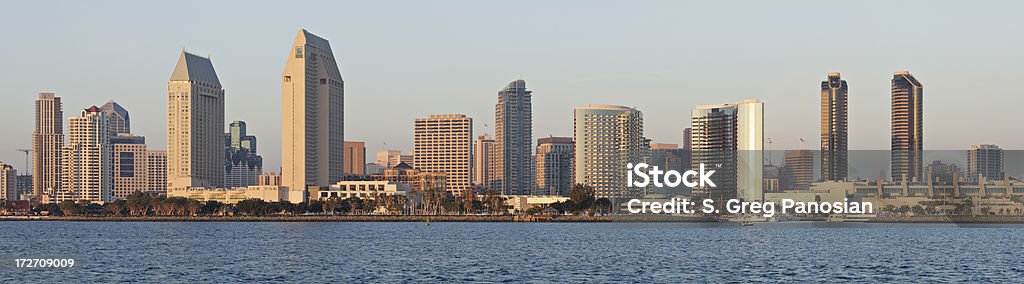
574;105;650;199
344;141;366;176
414;114;472;196
316;180;411;201
1;162;16;201
282;29;345;194
111;134;149;199
690;99;764;202
821;72;848;181
167;185;304;204
968;144;1004;181
891;71;924;181
650;143;690;195
167;51;225;189
813;178;1024;198
535;137;573;196
473;134;495;188
58;106;112;203
783;149;814;190
224;121;262;188
373;162;446;193
493;79;533;195
33;92;63;200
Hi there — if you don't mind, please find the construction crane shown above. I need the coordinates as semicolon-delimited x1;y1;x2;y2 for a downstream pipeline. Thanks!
16;149;30;173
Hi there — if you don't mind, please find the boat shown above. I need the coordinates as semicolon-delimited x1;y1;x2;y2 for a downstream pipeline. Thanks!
740;221;754;226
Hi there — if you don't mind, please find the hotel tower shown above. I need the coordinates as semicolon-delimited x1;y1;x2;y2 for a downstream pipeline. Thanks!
167;51;225;189
820;72;848;181
891;71;923;182
33;93;63;200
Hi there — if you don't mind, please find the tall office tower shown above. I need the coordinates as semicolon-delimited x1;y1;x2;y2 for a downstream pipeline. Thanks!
493;80;533;195
224;121;262;188
282;29;344;192
99;101;131;137
1;162;16;201
782;149;813;190
574;105;650;199
168;51;225;189
968;144;1004;181
58;106;112;203
414;114;473;196
111;134;148;199
821;72;848;181
651;143;689;195
146;150;167;194
535;137;573;196
682;128;692;150
891;71;923;182
473;134;495;187
691;99;763;202
375;150;401;167
33;93;63;200
343;141;366;176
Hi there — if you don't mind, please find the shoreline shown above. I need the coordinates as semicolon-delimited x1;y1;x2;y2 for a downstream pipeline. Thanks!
4;215;1024;223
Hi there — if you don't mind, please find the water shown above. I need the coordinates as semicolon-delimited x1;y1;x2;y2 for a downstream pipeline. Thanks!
1;221;1022;282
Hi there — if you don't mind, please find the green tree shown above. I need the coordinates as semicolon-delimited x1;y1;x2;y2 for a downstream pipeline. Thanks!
911;205;926;216
569;184;596;214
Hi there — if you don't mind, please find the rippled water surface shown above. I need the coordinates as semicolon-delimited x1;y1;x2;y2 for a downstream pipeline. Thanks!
2;221;1023;282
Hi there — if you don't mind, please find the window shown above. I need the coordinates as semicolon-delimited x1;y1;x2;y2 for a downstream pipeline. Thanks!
295;46;303;58
320;78;327;85
283;76;291;82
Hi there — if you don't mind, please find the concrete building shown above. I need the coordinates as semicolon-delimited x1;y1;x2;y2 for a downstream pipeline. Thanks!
650;143;690;195
146;150;166;194
375;150;401;168
111;134;149;199
1;162;16;201
225;121;262;188
58;106;112;203
504;195;570;212
493;79;533;195
414;114;472;196
282;29;345;195
891;71;924;181
925;160;962;183
374;162;446;193
99;101;131;137
344;141;366;176
691;99;764;202
535;137;573;196
473;134;495;188
33;92;63;200
574;105;650;199
682;128;692;150
821;72;848;181
168;185;304;204
259;172;282;186
783;149;814;190
813;178;1024;198
167;51;225;189
315;180;411;201
968;144;1003;181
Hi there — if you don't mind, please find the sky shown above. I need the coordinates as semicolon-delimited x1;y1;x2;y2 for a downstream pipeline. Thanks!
1;0;1022;173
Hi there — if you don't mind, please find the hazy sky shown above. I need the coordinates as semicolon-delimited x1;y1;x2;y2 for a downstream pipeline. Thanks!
1;0;1022;173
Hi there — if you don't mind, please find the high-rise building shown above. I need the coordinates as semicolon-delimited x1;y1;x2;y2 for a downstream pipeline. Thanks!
414;114;473;196
473;135;495;187
682;128;692;150
146;150;167;194
167;51;225;189
111;134;148;199
891;71;923;182
968;144;1004;181
375;150;402;167
344;141;366;176
925;160;962;183
99;101;131;137
821;72;848;181
58;106;112;203
225;121;262;188
33;93;63;201
1;162;16;201
535;137;573;196
650;143;690;195
282;29;344;192
493;80;533;195
574;105;650;199
691;99;763;202
783;149;814;190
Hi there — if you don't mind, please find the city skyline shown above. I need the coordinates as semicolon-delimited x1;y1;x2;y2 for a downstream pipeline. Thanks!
3;1;1024;173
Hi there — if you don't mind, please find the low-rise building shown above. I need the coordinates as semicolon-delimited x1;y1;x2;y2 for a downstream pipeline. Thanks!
167;185;304;204
312;180;411;201
504;195;570;212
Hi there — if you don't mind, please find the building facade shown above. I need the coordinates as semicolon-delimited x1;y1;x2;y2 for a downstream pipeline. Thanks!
259;172;283;186
111;134;148;199
99;101;131;137
167;51;225;189
344;141;366;176
225;121;262;188
473;134;494;188
821;72;848;181
574;105;650;199
650;143;690;195
968;144;1004;181
146;150;167;194
58;106;112;203
493;79;533;195
535;137;573;196
414;114;472;196
33;92;63;200
691;100;764;202
783;149;814;190
282;29;345;193
891;71;923;181
1;162;16;201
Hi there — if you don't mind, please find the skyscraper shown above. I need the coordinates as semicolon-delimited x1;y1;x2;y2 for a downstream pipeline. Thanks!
535;137;573;196
59;106;112;203
225;121;262;188
343;141;366;176
493;80;533;195
574;105;650;199
891;71;923;182
167;51;225;189
414;114;473;196
783;149;813;190
968;144;1003;181
650;143;689;195
282;29;344;192
146;150;167;194
691;99;764;202
821;72;848;181
1;162;16;201
99;101;131;137
33;93;63;201
682;128;692;150
111;134;148;199
473;134;495;187
375;150;401;168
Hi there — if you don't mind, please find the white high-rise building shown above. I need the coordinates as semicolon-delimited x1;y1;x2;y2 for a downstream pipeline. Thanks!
167;51;225;189
691;99;764;203
58;106;112;203
33;93;63;201
414;114;473;196
282;29;344;192
573;105;650;199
